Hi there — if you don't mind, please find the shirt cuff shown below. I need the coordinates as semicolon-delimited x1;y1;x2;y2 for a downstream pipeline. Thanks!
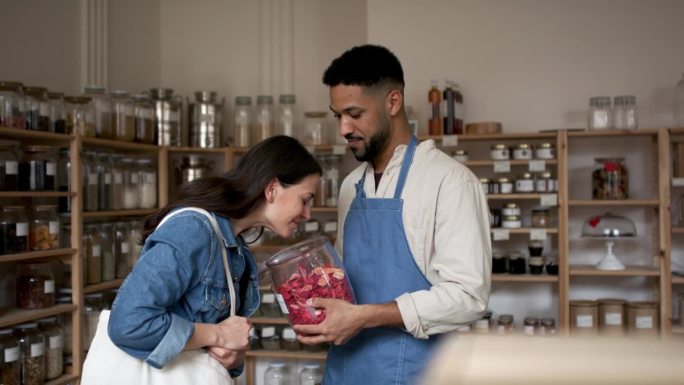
229;363;244;378
395;293;428;339
145;313;195;369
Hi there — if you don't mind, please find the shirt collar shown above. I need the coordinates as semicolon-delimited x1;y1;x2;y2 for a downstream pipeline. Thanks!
214;213;243;249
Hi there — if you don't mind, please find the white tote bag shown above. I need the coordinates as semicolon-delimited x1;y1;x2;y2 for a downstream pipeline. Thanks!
81;208;238;385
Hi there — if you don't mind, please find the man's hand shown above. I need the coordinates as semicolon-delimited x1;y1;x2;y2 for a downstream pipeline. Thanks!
292;298;367;345
207;346;245;370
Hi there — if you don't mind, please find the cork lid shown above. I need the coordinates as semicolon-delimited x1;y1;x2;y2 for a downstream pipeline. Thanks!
627;301;658;309
570;300;598;307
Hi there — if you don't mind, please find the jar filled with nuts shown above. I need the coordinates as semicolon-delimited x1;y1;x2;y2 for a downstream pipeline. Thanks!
37;317;63;380
12;323;45;385
29;205;59;251
16;262;55;309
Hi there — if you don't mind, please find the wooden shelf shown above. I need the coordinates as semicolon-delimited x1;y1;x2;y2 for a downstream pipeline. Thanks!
166;146;230;153
0;126;73;142
672;326;684;335
568;199;659;207
83;209;157;218
0;191;76;198
487;194;551;200
419;132;557;142
491;227;558;234
569;265;660;277
311;207;337;213
250;317;289;325
672;275;684;284
246;350;327;360
84;279;125;294
233;144;346;155
464;159;557;167
672;227;684;234
82;137;160;152
0;248;75;263
45;374;80;385
492;274;559;283
567;128;659;138
0;304;75;328
668;127;684;135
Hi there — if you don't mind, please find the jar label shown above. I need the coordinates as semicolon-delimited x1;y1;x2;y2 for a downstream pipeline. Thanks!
89;173;98;185
44;279;55;294
514;149;532;160
540;194;558;207
528;159;545;172
105;173;112;185
4;346;19;362
5;160;18;174
493;160;510;173
92;245;101;257
530;229;546;241
46;162;57;176
31;342;45;357
16;222;28;237
441;135;458;147
49;335;64;349
49;221;59;235
275;293;290;315
515;179;534;192
576;315;593;328
121;242;130;254
636;316;653;329
304;222;319;232
324;222;338;233
114;172;123;184
492;229;510;241
605;312;622;326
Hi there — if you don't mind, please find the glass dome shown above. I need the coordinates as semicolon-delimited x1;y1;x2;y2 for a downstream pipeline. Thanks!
581;212;636;238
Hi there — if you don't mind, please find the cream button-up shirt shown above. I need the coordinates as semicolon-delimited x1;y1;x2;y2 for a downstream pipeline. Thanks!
335;139;492;339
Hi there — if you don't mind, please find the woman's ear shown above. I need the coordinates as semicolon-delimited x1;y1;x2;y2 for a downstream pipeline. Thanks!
265;178;279;204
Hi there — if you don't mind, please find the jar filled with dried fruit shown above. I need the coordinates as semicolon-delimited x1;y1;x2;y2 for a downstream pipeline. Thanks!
0;205;29;254
37;317;63;380
29;205;59;251
592;157;628;199
0;328;21;385
16;262;55;309
12;323;45;385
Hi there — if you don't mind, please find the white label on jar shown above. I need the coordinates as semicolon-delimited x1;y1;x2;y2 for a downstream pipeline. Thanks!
89;173;98;185
92;245;101;257
31;342;45;357
121;242;130;254
442;135;458;147
131;173;140;184
515;179;534;192
535;148;554;159
513;149;532;160
524;325;535;336
4;346;19;362
333;144;346;155
502;220;521;229
535;179;547;192
636;316;653;329
46;162;57;176
530;229;547;241
324;221;338;233
49;335;64;349
114;172;123;184
528;160;545;172
105;173;112;184
44;279;55;293
16;222;28;236
490;149;509;160
576;315;593;328
499;183;513;194
275;293;290;315
540;194;558;207
49;220;59;235
261;326;276;338
605;312;622;326
491;229;510;241
493;161;510;173
5;160;18;174
305;222;319;232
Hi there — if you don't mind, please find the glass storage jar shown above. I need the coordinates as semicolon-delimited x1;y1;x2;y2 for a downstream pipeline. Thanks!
84;293;104;350
0;143;19;191
496;314;514;334
531;207;550;228
452;149;469;162
0;206;28;254
254;95;274;144
82;151;99;211
18;145;57;191
99;223;116;281
515;173;535;193
137;158;157;209
508;251;526;274
57;148;71;212
323;220;338;241
498;177;513;194
132;94;155;144
110;90;135;141
83;85;113;139
48;92;67;133
259;327;281;351
115;221;131;278
592;157;628;199
264;361;292;385
540;318;556;336
501;203;520;217
0;328;20;385
534;142;555;160
588;96;612;130
512;143;532;160
233;96;252;148
490;144;509;160
324;155;341;207
278;94;297;137
259;293;280;318
12;323;45;385
55;291;72;355
479;178;490;194
570;300;598;336
299;363;323;385
122;158;140;210
281;327;300;351
29;205;59;251
23;87;50;131
97;153;112;211
528;255;544;275
613;95;638;130
36;317;63;380
16;262;55;309
302;111;328;146
535;172;551;193
64;95;94;136
149;88;182;146
528;240;544;257
626;301;659;337
490;208;502;227
127;220;143;267
502;215;521;229
491;250;507;274
0;81;25;129
110;155;124;210
523;317;540;336
84;224;102;285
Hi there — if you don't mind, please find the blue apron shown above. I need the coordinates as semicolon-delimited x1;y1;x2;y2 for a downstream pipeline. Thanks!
323;136;439;385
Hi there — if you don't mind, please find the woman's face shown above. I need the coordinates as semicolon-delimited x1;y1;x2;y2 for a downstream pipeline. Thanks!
265;173;320;238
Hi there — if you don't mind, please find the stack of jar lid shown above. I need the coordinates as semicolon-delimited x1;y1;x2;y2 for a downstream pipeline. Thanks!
490;203;551;229
570;299;659;337
480;172;558;195
490;142;556;161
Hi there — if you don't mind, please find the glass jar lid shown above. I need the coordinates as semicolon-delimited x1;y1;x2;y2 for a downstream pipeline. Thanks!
266;236;329;268
235;96;252;105
279;94;296;104
0;81;23;91
514;143;531;149
537;142;554;149
541;318;555;326
541;171;552;178
256;95;273;105
503;215;520;221
504;203;519;209
454;150;468;155
523;317;539;326
497;177;510;183
47;92;64;100
508;251;523;259
479;177;490;183
519;173;533;179
491;144;507;150
24;86;48;97
570;300;597;307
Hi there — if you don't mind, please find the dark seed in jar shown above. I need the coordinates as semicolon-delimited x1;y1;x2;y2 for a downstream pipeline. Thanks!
16;274;54;309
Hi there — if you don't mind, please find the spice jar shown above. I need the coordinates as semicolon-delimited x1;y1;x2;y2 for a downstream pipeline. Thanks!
110;90;135;141
115;221;131;278
490;144;509;160
149;88;182;146
254;95;275;144
613;95;638;130
515;173;535;193
84;293;104;350
496;314;514;334
65;96;95;136
132;94;155;144
502;215;521;229
588;96;612;130
528;240;544;257
48;92;67;133
523;317;540;336
97;153;112;211
259;293;281;318
18;145;57;191
0;81;25;129
29;205;59;250
531;207;550;228
592;158;628;199
12;323;45;385
598;298;626;337
127;220;143;267
16;262;55;309
281;327;300;351
0;206;29;254
137;158;157;209
498;178;513;194
0;143;19;191
501;203;521;217
528;255;544;275
302;111;328;146
508;251;526;274
0;328;20;385
540;318;557;336
37;317;63;380
84;85;113;139
512;143;532;160
82;151;98;212
84;224;102;285
479;178;490;195
452;150;469;162
534;142;555;160
570;300;598;336
100;223;116;281
259;326;281;350
24;87;50;131
233;96;252;148
626;301;659;337
491;250;507;274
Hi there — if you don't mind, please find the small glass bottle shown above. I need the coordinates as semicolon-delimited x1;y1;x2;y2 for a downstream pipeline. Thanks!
84;224;102;285
55;290;72;355
84;293;104;350
588;96;612;130
0;143;19;191
254;95;274;143
83;85;113;139
132;94;155;144
0;206;29;254
84;152;99;211
48;92;67;133
64;96;94;136
12;323;45;385
233;96;252;147
18;145;57;191
299;363;323;385
127;220;143;267
97;153;113;211
264;361;293;385
137;158;157;209
36;317;63;380
23;87;51;131
0;81;25;129
302;111;328;146
100;222;116;281
0;328;21;385
115;221;131;278
29;205;59;251
277;94;297;137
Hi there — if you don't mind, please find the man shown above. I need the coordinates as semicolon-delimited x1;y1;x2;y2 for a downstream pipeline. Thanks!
293;44;491;385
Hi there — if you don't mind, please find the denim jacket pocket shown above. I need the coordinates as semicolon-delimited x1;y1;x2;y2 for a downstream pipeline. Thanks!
203;279;234;316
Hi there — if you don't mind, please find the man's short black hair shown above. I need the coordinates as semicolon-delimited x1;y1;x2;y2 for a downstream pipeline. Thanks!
322;44;404;89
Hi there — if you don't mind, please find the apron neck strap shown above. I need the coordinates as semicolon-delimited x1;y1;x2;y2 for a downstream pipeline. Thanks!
393;135;418;199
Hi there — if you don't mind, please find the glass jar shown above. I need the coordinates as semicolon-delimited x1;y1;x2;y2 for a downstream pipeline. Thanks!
528;255;544;275
84;224;102;285
528;240;544;257
515;173;535;193
502;215;521;229
597;298;626;337
613;95;638;130
100;223;116;281
0;206;29;254
264;361;292;385
323;220;338;241
452;149;469;162
512;143;532;160
259;326;281;351
545;254;559;275
570;300;598;336
37;317;63;380
64;96;94;136
48;92;67;134
489;179;500;194
302;111;328;146
523;317;540;336
248;327;260;350
535;142;555;160
55;291;72;355
97;153;112;211
12;323;45;385
84;293;104;350
18;145;57;191
474;318;490;334
535;172;552;193
82;151;99;211
540;318;556;336
490;144;509;160
479;178;490;195
16;262;55;309
57;148;71;212
278;94;297;137
280;327;300;351
496;314;514;334
490;208;502;228
254;95;274;144
508;251;526;274
0;328;20;385
259;293;281;318
115;221;131;278
588;96;612;130
491;250;507;274
29;205;59;251
299;363;323;385
137;158;157;209
0;81;25;129
324;155;341;207
188;91;227;148
132;94;155;144
23;87;50;131
110;155;124;210
122;158;140;210
233;96;252;147
501;203;521;217
0;143;19;191
531;207;550;228
110;90;135;141
592;157;628;199
83;85;113;139
498;177;513;194
149;88;182;146
127;220;143;267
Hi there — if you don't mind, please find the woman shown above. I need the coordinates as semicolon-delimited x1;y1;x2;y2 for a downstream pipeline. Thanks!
82;135;322;384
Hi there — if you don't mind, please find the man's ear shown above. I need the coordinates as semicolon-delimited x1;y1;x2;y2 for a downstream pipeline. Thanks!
386;89;403;117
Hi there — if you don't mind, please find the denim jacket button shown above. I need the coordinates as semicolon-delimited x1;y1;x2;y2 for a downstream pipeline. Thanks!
220;294;227;306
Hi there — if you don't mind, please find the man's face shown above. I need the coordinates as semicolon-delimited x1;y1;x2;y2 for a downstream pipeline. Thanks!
329;84;391;162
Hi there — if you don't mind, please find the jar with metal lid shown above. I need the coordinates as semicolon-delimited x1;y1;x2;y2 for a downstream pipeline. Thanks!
260;326;281;351
498;177;513;194
0;206;28;254
189;91;224;148
178;155;213;187
97;153;112;211
137;158;157;209
264;361;293;385
110;155;124;210
64;95;94;136
110;90;135;142
474;318;491;334
84;293;104;350
570;300;598;336
0;81;25;129
12;323;45;385
16;262;55;309
534;142;555;160
535;171;552;193
55;291;72;355
512;143;532;160
479;178;490;195
84;224;102;284
299;363;323;385
490;144;509;160
233;96;252;147
0;143;19;191
122;158;140;210
539;318;556;336
23;87;50;131
515;173;535;193
496;314;514;334
132;94;155;144
82;152;99;211
597;298;626;336
592;157;628;199
254;95;275;144
281;327;300;351
452;149;469;162
508;251;526;274
588;96;612;130
100;223;116;281
48;92;67;133
84;85;113;139
626;301;659;337
277;94;297;137
502;215;521;229
531;207;550;228
37;317;63;379
491;250;507;274
528;255;544;275
302;111;328;146
18;145;57;191
29;205;59;251
613;95;638;130
115;221;131;278
0;328;20;385
149;88;182;146
523;317;540;336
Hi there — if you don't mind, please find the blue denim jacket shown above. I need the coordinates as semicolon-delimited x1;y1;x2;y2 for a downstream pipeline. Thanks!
108;209;260;376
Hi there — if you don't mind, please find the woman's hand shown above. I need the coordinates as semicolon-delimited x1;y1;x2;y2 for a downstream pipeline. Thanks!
215;316;252;351
207;346;246;369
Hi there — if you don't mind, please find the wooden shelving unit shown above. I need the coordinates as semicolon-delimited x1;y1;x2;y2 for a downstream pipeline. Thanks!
0;304;76;328
491;228;559;235
464;159;558;167
491;274;559;283
0;248;75;263
672;276;684;284
487;193;554;200
569;265;660;277
246;350;327;360
82;209;157;218
568;199;660;207
0;191;76;198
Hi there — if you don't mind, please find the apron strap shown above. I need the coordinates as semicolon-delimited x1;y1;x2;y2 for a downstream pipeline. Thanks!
393;136;418;199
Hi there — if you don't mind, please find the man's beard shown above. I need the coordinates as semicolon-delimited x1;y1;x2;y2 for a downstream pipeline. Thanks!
348;115;391;163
